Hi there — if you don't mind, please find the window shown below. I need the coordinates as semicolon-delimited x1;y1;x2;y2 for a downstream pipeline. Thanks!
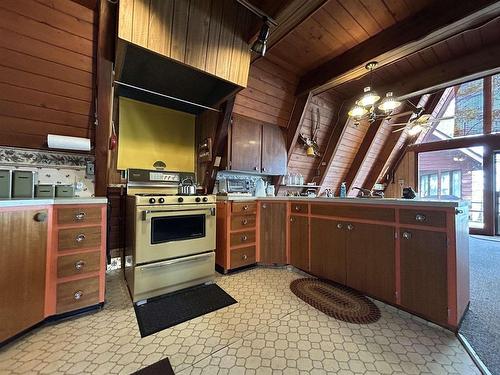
493;74;500;133
455;80;484;136
418;147;483;228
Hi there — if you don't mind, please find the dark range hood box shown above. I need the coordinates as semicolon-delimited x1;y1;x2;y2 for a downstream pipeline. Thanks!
115;41;241;114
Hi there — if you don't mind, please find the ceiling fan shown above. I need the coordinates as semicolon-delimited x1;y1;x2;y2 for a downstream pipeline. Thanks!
389;109;454;136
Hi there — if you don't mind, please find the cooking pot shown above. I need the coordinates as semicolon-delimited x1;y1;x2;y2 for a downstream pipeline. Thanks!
178;178;196;195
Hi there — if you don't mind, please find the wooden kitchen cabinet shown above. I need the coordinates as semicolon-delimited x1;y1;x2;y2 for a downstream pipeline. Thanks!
261;124;287;176
346;223;395;303
289;215;309;271
400;228;448;324
229;115;286;175
259;202;287;264
310;218;347;284
0;208;47;342
230;115;262;172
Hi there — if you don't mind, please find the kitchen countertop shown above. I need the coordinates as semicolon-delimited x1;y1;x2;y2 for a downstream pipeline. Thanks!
0;197;108;208
217;195;467;208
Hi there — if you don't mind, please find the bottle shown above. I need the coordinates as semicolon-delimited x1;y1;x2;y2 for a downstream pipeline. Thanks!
298;173;304;185
340;182;347;198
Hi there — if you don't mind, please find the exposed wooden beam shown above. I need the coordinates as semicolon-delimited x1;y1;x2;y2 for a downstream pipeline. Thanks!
95;0;116;196
203;97;236;193
286;92;312;161
387;41;500;101
341;118;384;193
251;0;328;63
296;0;500;95
71;0;97;10
315;100;351;189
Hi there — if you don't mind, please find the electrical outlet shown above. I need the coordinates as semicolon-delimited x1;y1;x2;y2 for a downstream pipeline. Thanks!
86;162;95;176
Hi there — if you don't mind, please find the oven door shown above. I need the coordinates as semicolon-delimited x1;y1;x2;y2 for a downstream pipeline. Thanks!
135;204;216;264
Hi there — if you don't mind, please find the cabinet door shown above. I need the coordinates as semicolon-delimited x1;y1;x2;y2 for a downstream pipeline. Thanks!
261;124;287;175
347;223;395;303
310;218;346;284
259;202;286;264
290;215;309;271
400;228;448;324
0;209;47;342
230;115;262;172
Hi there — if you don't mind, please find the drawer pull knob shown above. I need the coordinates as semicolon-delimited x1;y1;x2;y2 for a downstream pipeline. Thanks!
241;235;248;241
242;219;248;225
242;254;248;260
402;231;412;240
295;206;301;212
262;204;267;209
347;224;354;231
75;212;86;220
243;205;249;210
290;217;294;223
254;166;259;171
74;290;84;300
76;234;86;243
74;260;85;271
415;214;426;222
337;223;343;229
34;212;47;222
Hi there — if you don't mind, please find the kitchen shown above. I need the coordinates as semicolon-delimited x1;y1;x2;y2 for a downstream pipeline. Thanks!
1;0;500;374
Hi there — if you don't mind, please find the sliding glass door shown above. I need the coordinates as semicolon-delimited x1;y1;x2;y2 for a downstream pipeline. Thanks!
496;153;500;235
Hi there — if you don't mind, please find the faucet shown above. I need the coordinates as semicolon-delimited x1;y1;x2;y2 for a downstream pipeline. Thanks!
351;187;384;198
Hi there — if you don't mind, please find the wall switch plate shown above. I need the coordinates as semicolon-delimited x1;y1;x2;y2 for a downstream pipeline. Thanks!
86;162;95;176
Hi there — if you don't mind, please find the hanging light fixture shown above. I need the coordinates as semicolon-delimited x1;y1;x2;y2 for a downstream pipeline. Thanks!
348;61;402;122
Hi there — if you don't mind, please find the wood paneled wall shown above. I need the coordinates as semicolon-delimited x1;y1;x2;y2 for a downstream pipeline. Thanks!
287;92;340;183
118;0;251;87
0;0;96;149
384;151;416;198
233;58;299;128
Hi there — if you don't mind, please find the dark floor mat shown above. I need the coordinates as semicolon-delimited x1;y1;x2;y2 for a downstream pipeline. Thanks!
133;283;237;337
459;236;500;374
133;357;175;375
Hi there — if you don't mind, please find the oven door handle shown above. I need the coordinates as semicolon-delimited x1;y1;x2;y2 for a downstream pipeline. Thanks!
142;207;216;220
139;252;213;270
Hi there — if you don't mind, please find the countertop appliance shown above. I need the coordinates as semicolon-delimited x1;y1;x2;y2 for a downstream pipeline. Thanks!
125;169;216;303
218;177;251;194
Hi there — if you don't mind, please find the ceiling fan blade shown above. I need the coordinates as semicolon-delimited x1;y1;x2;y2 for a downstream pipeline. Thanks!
385;110;415;120
392;127;406;133
389;122;410;126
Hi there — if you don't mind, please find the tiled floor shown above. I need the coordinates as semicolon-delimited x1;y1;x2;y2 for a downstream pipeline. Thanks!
0;267;479;374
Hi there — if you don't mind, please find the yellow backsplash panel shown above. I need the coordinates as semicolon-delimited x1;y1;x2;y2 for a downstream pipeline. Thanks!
117;97;195;172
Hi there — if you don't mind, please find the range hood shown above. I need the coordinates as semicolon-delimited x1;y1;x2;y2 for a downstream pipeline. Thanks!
115;43;241;114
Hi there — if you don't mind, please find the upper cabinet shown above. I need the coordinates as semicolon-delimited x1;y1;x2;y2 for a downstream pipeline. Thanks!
229;115;287;175
117;0;251;88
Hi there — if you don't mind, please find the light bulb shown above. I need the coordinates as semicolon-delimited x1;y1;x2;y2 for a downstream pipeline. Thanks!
358;87;380;107
408;124;422;136
348;103;368;118
378;92;401;112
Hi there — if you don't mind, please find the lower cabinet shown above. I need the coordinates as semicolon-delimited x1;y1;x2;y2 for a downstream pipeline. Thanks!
0;208;48;342
310;218;347;284
310;218;395;303
400;228;448;324
259;202;286;264
289;215;309;271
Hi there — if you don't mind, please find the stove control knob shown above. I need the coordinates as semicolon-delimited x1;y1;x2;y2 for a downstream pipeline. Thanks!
158;198;165;204
149;198;156;204
202;197;208;202
178;197;184;203
195;197;201;202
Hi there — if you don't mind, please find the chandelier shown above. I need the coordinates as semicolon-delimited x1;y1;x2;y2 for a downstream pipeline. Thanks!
348;61;402;123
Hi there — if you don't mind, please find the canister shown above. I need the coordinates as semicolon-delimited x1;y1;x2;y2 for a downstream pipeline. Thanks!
55;185;74;197
0;170;11;198
36;184;55;198
12;171;35;198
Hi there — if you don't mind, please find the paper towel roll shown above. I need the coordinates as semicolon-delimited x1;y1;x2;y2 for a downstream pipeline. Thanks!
47;134;91;151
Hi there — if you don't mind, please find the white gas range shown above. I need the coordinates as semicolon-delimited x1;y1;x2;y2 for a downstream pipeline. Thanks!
124;169;216;303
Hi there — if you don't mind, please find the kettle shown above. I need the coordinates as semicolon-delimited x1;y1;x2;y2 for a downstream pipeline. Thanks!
178;178;196;195
402;186;416;199
254;178;266;197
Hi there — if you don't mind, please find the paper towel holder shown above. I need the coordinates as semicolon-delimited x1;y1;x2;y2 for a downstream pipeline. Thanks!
47;134;92;152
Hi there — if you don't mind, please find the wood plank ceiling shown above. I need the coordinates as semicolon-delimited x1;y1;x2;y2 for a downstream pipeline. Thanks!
235;0;500;196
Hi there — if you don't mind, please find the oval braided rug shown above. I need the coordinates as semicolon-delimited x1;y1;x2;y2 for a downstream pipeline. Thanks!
290;278;381;324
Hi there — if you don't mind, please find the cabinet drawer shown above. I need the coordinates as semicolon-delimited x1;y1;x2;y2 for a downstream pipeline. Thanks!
311;204;395;222
56;277;99;314
57;251;101;278
231;214;256;230
232;202;257;214
291;203;308;214
230;246;256;269
399;209;446;227
230;230;256;247
58;226;101;251
57;206;102;225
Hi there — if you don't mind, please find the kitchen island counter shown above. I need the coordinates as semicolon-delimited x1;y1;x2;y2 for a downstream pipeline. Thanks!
0;197;107;208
